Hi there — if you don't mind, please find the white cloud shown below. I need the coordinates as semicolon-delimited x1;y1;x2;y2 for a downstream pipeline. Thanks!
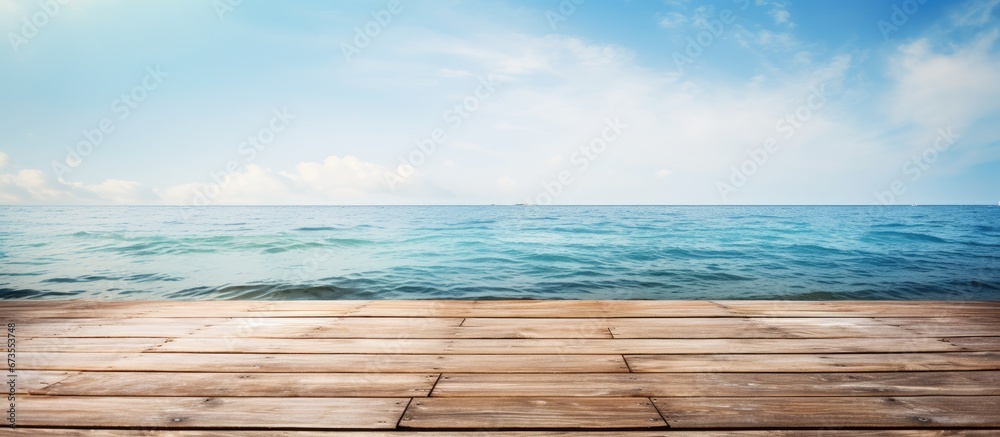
770;9;793;27
755;30;796;50
0;169;72;203
287;155;414;197
887;32;1000;129
156;155;422;205
6;9;997;206
951;0;1000;26
63;179;145;204
658;12;687;29
0;152;8;168
0;166;146;204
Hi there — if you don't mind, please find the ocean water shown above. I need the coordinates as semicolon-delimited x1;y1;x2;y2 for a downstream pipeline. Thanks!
0;206;998;300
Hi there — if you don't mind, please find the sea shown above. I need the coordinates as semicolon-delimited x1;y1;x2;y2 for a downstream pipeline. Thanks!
1;205;998;300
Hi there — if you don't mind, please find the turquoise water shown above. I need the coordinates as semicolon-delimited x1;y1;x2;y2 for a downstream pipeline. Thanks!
1;206;998;300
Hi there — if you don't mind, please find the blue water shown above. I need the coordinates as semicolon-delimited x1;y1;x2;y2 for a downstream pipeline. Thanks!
1;206;998;300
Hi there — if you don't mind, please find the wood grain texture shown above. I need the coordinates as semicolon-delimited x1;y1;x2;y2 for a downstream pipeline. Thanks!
16;352;629;373
18;337;168;352
3;299;999;433
36;372;439;397
624;352;1000;372
430;371;1000;397
398;397;667;429
652;396;1000;428
713;301;1000;318
13;370;77;394
16;395;409;429
15;431;1000;436
152;337;971;354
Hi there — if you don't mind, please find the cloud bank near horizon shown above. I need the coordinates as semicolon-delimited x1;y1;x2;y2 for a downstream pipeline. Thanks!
1;0;998;205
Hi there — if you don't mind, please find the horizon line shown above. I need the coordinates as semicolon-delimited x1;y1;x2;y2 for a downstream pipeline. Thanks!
2;204;998;207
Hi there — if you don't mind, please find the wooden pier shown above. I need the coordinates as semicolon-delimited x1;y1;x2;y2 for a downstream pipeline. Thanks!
3;300;1000;435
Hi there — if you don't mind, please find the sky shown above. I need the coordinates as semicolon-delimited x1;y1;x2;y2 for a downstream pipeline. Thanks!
0;0;998;205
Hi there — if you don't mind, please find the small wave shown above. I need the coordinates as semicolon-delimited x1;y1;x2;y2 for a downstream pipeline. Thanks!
325;237;376;247
42;275;111;283
689;272;755;281
660;248;745;260
294;226;339;232
520;253;588;264
863;231;948;243
871;222;908;229
0;288;81;299
786;244;846;256
533;226;616;235
973;225;1000;233
260;242;326;254
178;284;383;300
0;272;41;277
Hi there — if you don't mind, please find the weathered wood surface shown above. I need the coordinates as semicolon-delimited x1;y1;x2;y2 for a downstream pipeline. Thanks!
35;372;439;397
1;299;998;433
429;371;1000;397
623;352;1000;372
397;397;667;429
15;395;408;429
150;336;981;354
15;431;1000;436
651;396;1000;429
17;352;632;373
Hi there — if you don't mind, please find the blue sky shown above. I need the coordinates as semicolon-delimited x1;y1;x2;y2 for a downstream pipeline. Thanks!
1;0;998;205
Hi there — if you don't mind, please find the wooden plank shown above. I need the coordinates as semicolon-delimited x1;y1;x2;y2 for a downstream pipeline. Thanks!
191;318;611;339
430;372;1000;397
624;352;1000;372
876;317;1000;337
10;430;1000;437
0;300;154;315
12;370;77;393
189;317;464;339
17;352;133;371
398;397;667;429
140;301;368;318
460;316;1000;338
451;325;614;339
18;321;213;338
352;300;732;318
37;372;439;397
19;337;168;352
947;337;1000;352
16;315;997;339
713;301;1000;309
17;352;629;373
714;301;1000;318
749;317;1000;338
652;396;1000;428
14;317;232;327
16;395;408;429
608;317;916;339
152;337;971;354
